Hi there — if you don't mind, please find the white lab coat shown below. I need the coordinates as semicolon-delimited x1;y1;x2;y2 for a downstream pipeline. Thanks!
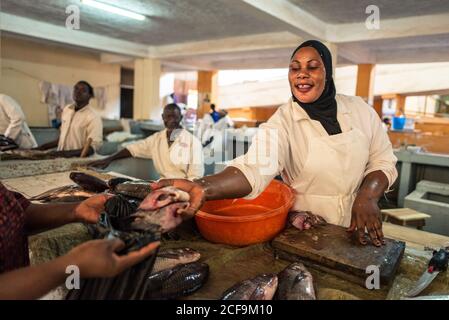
230;94;398;227
57;104;103;152
126;128;204;180
0;94;37;149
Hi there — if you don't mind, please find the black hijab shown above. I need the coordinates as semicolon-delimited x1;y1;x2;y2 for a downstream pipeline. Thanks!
291;40;342;135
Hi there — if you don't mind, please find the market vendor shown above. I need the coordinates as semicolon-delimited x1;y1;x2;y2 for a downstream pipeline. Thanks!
89;103;204;180
153;40;398;247
0;94;38;149
0;182;159;299
37;81;103;157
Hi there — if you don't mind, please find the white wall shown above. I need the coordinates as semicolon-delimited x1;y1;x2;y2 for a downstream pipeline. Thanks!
0;36;121;126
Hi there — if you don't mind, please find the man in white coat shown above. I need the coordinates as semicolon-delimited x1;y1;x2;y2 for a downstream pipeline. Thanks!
0;94;38;149
89;103;204;180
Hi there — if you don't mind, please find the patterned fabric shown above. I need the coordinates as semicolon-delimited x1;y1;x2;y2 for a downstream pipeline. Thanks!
0;182;30;273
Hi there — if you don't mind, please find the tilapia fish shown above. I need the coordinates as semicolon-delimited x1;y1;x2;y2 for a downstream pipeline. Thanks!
30;185;96;203
152;248;201;274
70;172;109;193
288;211;327;231
131;202;189;233
112;180;153;199
145;262;209;300
221;274;278;300
139;186;190;210
275;263;316;300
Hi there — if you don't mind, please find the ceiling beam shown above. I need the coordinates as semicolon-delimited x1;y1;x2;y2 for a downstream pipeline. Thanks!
328;13;449;43
0;13;150;58
150;32;301;58
240;0;327;40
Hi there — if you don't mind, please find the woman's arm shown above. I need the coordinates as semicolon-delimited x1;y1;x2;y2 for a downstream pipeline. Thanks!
24;194;111;235
0;239;159;300
348;170;389;247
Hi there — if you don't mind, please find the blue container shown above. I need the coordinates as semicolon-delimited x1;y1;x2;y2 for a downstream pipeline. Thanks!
392;116;406;130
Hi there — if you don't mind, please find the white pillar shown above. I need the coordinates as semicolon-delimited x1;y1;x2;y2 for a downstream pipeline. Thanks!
133;58;161;120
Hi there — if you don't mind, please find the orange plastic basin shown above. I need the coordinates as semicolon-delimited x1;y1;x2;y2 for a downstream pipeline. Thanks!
195;180;295;246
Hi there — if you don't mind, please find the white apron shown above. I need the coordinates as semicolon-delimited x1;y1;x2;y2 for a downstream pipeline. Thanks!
290;121;370;227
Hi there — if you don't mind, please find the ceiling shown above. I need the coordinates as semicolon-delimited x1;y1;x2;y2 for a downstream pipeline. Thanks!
287;0;449;23
1;0;449;70
1;0;284;45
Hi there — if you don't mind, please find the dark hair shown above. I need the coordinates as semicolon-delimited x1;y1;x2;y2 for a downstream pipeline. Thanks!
210;104;216;110
76;81;95;98
164;103;181;114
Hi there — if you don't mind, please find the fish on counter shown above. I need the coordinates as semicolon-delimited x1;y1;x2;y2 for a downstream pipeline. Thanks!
30;185;96;203
288;211;327;231
69;172;109;193
275;262;316;300
152;248;201;274
221;274;278;300
145;262;209;300
112;180;154;199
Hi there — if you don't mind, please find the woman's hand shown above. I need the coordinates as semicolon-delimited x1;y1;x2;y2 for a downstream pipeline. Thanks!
73;194;113;224
151;179;206;219
348;193;384;247
64;239;160;278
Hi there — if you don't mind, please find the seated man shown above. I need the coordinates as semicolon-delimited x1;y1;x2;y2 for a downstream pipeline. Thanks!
0;94;38;149
89;103;204;180
38;81;103;157
0;182;159;299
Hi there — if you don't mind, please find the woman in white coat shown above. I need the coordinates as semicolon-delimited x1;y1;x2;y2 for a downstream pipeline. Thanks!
154;40;398;247
0;94;37;149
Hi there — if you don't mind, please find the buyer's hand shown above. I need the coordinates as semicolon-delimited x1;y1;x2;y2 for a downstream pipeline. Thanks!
73;194;113;224
348;193;385;247
65;239;160;278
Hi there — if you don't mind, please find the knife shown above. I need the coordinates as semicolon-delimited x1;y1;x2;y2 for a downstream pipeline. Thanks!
405;248;449;297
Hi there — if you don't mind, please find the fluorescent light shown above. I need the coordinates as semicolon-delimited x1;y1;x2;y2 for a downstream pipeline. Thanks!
81;0;146;21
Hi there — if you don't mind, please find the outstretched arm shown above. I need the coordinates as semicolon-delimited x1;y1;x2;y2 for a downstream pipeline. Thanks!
88;148;132;169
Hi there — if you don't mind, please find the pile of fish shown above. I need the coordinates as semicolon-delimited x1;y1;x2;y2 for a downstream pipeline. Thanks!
30;172;155;203
221;262;316;300
66;181;209;300
0;134;18;152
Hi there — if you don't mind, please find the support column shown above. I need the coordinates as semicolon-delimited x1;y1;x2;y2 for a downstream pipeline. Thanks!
395;94;406;116
197;70;218;119
133;58;161;120
355;64;376;105
373;96;383;118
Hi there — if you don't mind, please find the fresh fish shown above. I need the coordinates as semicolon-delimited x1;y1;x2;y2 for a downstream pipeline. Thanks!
30;185;96;202
275;263;316;300
113;181;154;199
0;149;60;161
139;186;190;210
145;262;209;300
152;248;201;274
108;177;133;189
131;202;189;233
288;211;327;231
222;274;278;300
70;172;109;192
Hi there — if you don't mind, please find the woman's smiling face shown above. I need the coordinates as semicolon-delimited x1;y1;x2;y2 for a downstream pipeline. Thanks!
288;46;326;103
